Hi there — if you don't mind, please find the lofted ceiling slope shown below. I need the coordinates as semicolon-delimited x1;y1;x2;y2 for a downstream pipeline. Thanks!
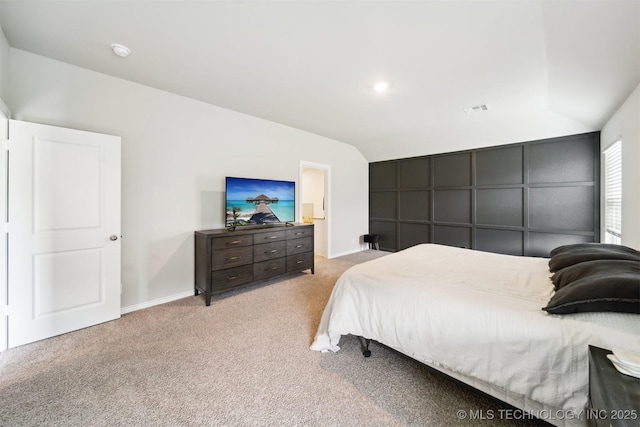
0;0;638;162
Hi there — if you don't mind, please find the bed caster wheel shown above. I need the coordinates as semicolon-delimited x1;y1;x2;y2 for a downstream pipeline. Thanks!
363;350;371;358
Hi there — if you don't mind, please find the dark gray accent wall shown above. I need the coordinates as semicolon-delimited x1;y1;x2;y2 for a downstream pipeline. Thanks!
369;132;600;257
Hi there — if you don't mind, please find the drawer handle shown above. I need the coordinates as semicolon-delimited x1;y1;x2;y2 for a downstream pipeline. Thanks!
266;250;278;254
226;275;239;281
295;244;303;248
296;260;303;264
226;256;240;261
265;266;278;271
227;240;242;245
295;232;303;236
266;235;278;239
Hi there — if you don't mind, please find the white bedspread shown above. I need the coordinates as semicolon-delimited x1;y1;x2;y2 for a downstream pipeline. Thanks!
311;244;640;420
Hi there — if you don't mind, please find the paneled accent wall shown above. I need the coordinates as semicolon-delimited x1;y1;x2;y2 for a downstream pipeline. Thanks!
369;132;600;256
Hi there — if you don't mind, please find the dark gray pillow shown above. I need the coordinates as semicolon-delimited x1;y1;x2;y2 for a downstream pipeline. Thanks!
543;270;640;314
549;243;639;258
548;245;640;272
551;259;640;291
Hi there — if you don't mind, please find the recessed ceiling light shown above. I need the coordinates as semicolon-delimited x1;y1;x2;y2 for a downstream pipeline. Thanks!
373;81;390;93
111;43;131;58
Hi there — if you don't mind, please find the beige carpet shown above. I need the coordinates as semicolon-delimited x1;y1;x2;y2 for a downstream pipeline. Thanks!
0;250;548;426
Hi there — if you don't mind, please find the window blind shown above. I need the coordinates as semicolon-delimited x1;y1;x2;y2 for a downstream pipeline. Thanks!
604;141;622;240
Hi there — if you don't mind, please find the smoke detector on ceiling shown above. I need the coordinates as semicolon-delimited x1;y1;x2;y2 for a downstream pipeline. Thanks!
463;103;491;114
111;43;131;58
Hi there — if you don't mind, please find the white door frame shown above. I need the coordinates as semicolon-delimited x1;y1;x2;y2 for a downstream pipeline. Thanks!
0;100;9;352
299;161;331;259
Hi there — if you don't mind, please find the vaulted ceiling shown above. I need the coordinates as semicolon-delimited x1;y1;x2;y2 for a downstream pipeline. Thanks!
1;1;638;161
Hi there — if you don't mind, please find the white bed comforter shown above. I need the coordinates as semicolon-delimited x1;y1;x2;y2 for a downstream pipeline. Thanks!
311;244;640;417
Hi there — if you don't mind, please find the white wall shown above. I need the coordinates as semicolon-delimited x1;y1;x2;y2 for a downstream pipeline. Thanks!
0;21;8;105
601;84;640;251
7;48;369;310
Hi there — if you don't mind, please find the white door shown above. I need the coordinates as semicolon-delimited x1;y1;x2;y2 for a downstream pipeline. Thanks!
8;120;121;348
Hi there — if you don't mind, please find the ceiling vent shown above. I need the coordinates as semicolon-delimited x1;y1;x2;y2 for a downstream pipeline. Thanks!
463;103;491;114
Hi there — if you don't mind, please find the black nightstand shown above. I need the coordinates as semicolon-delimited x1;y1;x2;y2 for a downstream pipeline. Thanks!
363;234;380;250
588;345;640;427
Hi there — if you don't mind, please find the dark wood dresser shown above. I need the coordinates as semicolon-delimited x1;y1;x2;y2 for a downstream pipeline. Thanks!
194;224;314;305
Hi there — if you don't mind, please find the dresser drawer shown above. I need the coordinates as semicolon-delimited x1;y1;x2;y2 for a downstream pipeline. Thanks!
287;252;314;272
286;237;313;255
211;246;253;270
254;241;286;263
253;230;286;244
211;265;253;291
211;234;253;250
286;227;312;240
253;258;286;281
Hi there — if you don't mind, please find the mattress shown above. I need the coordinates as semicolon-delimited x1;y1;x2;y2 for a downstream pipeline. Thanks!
311;244;640;426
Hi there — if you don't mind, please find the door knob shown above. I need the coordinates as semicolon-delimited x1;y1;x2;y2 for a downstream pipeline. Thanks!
110;235;119;241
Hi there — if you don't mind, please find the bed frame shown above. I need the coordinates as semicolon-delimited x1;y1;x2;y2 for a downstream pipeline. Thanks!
312;244;640;427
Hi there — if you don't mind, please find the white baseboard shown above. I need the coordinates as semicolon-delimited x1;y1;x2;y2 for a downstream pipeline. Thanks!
121;290;194;315
328;246;371;259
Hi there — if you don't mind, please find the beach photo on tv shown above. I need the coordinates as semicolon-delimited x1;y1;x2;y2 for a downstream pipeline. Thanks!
225;177;295;226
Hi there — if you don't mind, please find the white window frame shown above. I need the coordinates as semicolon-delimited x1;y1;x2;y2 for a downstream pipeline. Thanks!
603;140;622;244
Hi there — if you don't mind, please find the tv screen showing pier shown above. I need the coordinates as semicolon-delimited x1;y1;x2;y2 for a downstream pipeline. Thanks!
225;177;295;227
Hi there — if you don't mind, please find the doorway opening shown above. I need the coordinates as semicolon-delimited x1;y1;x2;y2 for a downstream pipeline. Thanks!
299;162;330;259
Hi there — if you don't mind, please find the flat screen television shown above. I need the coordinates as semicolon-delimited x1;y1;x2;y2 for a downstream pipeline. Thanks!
225;177;295;227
